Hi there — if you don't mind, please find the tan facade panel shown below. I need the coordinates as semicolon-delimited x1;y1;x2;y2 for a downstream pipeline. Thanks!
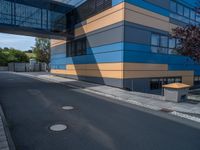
125;9;170;32
124;63;168;71
125;3;169;22
51;39;66;47
51;62;194;86
182;76;194;86
75;9;124;37
67;63;124;71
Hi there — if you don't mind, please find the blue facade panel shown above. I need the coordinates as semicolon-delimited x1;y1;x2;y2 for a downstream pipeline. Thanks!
112;0;169;16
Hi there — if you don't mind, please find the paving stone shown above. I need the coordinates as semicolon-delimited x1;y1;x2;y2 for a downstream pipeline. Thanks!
0;141;8;149
1;148;9;150
0;136;7;142
0;111;9;150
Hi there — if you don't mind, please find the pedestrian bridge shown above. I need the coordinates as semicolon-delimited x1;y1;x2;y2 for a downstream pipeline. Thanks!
0;0;81;39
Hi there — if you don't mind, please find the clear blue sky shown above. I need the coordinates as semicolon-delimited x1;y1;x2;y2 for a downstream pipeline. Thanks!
0;33;35;51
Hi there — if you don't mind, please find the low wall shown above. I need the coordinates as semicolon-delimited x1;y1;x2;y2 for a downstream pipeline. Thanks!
0;66;8;71
8;62;47;72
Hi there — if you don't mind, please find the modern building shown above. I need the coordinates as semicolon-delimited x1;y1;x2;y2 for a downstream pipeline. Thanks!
1;0;199;94
51;0;200;94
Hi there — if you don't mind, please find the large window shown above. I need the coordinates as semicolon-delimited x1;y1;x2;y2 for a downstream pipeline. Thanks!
0;0;12;24
184;7;190;18
170;1;176;12
150;77;182;90
177;4;184;15
170;0;199;24
151;33;168;54
66;0;112;29
66;37;87;57
151;33;180;55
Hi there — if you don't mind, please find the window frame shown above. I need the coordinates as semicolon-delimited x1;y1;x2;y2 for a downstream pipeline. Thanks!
170;1;198;24
66;37;87;57
150;77;182;90
151;33;169;54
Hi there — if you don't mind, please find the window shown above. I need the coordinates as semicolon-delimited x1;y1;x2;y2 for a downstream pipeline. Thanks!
151;34;159;46
160;36;168;47
177;4;183;15
76;38;86;56
151;33;183;55
176;38;181;48
184;7;190;18
169;38;176;48
150;79;162;90
66;37;87;57
151;33;168;54
96;0;104;11
190;10;196;20
169;38;176;54
194;76;200;84
150;77;182;90
170;1;198;24
196;14;200;22
66;0;112;28
170;1;176;12
71;42;76;56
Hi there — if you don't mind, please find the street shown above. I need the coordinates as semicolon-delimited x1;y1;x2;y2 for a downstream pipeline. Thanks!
0;72;200;150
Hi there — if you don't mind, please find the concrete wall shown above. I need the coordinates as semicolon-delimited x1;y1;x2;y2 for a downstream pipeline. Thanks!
8;63;47;72
14;63;27;72
0;66;8;71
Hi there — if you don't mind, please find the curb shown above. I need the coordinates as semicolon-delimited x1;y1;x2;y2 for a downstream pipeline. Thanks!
0;105;16;150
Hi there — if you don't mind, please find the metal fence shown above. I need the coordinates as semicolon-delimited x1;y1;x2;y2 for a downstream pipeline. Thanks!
8;62;47;72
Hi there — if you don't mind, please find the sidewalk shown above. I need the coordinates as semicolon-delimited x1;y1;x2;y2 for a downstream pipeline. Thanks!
0;105;14;150
14;72;200;122
0;116;9;150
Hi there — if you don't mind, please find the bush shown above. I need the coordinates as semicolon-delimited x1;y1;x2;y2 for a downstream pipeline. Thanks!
0;48;29;66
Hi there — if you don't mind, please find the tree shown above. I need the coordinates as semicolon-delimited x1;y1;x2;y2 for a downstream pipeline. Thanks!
172;25;200;63
172;2;200;63
0;48;29;66
0;50;7;66
33;38;50;64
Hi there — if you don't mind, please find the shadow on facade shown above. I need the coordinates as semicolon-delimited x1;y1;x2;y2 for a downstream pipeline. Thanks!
62;0;115;88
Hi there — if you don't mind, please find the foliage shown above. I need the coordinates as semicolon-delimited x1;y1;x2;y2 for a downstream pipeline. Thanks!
0;47;29;66
33;38;50;63
172;25;200;63
172;1;200;63
25;52;36;59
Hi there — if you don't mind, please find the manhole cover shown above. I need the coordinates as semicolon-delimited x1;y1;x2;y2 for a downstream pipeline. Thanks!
49;124;67;132
62;106;74;110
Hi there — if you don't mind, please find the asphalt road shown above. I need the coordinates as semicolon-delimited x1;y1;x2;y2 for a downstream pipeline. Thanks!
0;72;200;150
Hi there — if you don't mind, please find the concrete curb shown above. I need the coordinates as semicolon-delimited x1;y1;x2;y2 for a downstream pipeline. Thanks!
0;105;16;150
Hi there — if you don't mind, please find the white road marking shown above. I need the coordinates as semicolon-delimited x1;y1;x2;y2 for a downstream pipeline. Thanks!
170;111;200;123
49;124;67;132
62;106;74;110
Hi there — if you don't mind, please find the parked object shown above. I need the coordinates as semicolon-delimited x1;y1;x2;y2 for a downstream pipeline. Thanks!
163;83;191;102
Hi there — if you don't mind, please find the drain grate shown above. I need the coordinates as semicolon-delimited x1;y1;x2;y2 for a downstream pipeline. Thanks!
62;106;74;110
160;108;173;113
49;124;67;132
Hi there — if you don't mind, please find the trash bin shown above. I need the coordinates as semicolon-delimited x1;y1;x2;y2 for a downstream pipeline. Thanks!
162;83;191;102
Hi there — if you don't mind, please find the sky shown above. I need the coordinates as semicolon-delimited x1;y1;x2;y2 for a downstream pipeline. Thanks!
0;33;35;51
